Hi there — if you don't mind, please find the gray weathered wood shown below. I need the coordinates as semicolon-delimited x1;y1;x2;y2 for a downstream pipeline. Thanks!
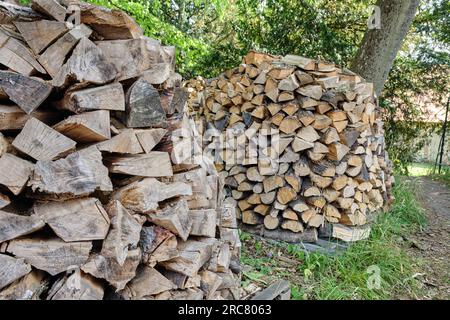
81;248;141;291
147;199;192;241
14;19;68;54
38;25;92;77
7;237;92;276
189;209;217;238
106;152;173;177
0;210;45;243
53;37;117;88
135;128;167;153
119;78;167;128
58;82;125;113
31;0;66;22
12;117;76;161
121;266;176;299
139;226;178;267
0;2;43;24
101;200;144;266
47;271;104;300
0;104;60;130
251;280;291;300
0;153;34;195
28;147;113;200
0;270;47;300
111;177;192;212
34;197;110;242
0;71;52;114
0;254;31;290
96;129;143;154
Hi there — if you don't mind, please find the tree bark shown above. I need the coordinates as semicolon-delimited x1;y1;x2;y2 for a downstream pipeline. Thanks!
351;0;420;96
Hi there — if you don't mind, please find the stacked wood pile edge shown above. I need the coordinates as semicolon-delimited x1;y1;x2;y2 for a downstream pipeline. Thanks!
0;0;240;300
186;51;394;244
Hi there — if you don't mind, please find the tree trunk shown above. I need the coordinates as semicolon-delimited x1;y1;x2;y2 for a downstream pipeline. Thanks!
351;0;420;96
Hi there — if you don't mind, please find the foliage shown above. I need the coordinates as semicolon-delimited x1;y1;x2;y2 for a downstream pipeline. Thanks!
241;179;427;299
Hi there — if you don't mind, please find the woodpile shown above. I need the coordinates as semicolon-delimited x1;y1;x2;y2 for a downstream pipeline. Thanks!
186;51;394;243
0;1;240;300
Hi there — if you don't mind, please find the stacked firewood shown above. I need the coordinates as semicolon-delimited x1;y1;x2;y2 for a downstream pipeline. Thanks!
0;1;240;300
186;51;394;243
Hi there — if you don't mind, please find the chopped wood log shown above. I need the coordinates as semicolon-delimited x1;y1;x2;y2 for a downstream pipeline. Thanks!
292;137;314;152
242;210;262;225
0;153;34;195
0;210;45;242
0;105;59;130
97;129;144;154
106;152;173;177
308;214;324;228
0;71;52;114
276;187;296;205
34;197;110;242
7;237;92;276
312;114;332;130
122;266;176;299
297;85;322;100
147;199;192;241
28;147;113;200
0;30;47;75
53;37;117;88
119;78;167;128
38;25;92;78
281;55;315;70
135;128;167;153
47;271;104;300
328;142;350;161
263;175;284;193
0;270;46;300
58;82;125;113
81;248;141;291
310;173;332;189
78;2;143;40
30;0;66;22
53;110;111;143
241;224;318;243
279;116;301;134
14;20;68;54
189;209;217;238
293;157;311;176
160;240;214;277
281;220;303;233
0;254;31;290
0;2;43;24
100;200;144;265
13;117;76;161
140;226;178;267
263;215;280;230
297;126;319;142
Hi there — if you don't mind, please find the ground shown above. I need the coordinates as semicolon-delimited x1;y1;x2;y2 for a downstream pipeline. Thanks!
240;173;450;300
403;177;450;299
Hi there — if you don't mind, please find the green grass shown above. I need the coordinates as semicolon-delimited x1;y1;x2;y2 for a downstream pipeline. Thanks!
241;178;427;300
407;162;450;187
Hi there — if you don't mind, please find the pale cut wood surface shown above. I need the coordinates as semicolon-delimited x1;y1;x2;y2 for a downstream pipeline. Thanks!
30;0;66;22
7;237;92;276
0;210;45;242
28;147;113;200
111;177;192;212
96;129;144;154
0;105;59;130
122;266;176;299
0;153;34;195
53;110;111;143
12;117;76;161
47;271;104;300
106;152;173;177
34;197;110;242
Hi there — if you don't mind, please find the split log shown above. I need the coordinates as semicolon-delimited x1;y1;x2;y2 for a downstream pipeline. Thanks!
101;200;144;266
160;240;214;277
0;254;31;290
189;209;217;238
111;178;192;212
0;71;52;114
7;237;92;276
0;153;34;195
14;20;68;55
139;226;178;267
53;37;117;88
122;266;176;299
58;82;125;113
81;248;141;291
30;0;66;22
28;147;113;200
97;129;144;154
0;210;45;243
0;270;47;300
119;78;167;128
106;152;173;177
38;25;93;78
53;110;111;143
12;117;76;161
0;105;60;130
47;271;104;300
147;199;192;241
135;128;167;153
34;198;110;242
